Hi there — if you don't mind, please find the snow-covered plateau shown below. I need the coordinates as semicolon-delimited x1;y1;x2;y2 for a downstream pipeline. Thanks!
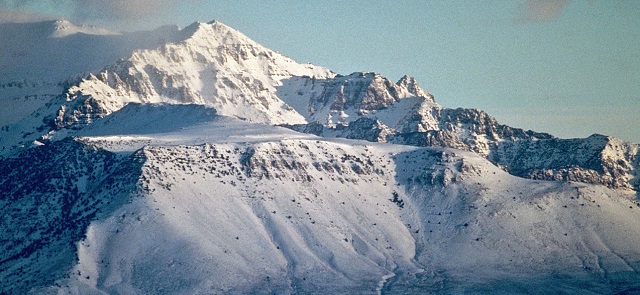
1;20;639;294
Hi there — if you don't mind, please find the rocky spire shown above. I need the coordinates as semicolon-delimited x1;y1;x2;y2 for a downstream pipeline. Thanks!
397;75;436;103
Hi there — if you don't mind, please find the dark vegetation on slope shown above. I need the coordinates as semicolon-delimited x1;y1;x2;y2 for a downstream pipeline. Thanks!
0;138;144;294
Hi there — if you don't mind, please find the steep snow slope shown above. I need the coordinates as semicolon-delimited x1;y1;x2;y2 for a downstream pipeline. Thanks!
3;105;640;294
389;148;640;293
0;138;142;294
48;20;333;128
57;141;421;294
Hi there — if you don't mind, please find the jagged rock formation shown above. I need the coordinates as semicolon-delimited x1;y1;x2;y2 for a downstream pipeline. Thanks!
286;117;394;143
285;95;639;191
275;70;638;191
491;134;639;190
278;72;438;128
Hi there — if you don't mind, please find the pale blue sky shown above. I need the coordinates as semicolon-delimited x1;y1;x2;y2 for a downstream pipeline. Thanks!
2;0;639;142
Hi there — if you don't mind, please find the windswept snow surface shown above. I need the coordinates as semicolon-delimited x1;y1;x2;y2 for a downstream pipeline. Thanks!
74;103;317;153
0;20;185;85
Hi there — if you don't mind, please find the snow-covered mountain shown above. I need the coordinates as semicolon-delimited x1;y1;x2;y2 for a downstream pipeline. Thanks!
2;19;640;294
0;20;334;157
1;19;637;193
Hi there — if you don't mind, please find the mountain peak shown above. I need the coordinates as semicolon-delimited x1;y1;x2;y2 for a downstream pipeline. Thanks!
180;20;258;48
397;75;435;103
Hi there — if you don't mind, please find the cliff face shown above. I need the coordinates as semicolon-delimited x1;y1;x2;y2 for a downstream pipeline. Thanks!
279;72;629;191
490;134;639;190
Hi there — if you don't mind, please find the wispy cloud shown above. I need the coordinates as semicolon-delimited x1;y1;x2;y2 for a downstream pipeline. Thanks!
517;0;570;22
0;8;57;23
0;0;180;29
71;0;176;22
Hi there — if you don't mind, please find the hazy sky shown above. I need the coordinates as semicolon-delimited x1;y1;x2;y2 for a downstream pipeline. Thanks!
2;0;639;142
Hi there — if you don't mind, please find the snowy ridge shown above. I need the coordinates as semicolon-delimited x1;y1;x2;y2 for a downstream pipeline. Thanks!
48;19;117;38
2;114;640;293
0;20;334;156
287;106;640;191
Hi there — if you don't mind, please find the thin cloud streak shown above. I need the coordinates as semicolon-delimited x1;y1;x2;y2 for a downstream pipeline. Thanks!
0;0;180;29
0;8;57;23
71;0;175;21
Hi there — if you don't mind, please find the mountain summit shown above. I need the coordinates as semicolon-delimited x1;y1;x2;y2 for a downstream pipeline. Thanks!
2;20;637;193
1;20;640;294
